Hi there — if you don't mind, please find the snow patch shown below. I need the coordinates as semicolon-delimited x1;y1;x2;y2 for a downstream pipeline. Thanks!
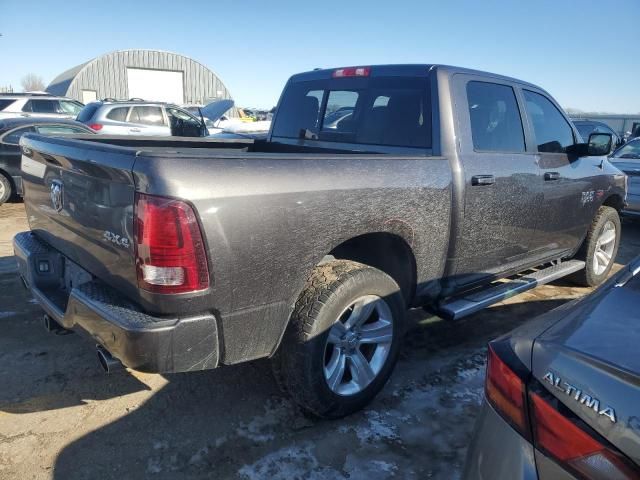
238;444;343;480
339;410;399;444
236;398;291;443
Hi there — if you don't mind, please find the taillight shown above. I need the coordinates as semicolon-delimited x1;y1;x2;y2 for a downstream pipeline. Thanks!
484;342;640;479
88;123;103;131
531;392;640;480
332;67;370;78
485;343;529;437
134;193;209;294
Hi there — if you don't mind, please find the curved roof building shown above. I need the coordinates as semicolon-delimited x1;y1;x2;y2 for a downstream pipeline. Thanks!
46;49;233;106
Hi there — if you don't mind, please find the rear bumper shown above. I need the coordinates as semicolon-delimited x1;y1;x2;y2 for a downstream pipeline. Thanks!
13;231;219;373
463;401;577;480
462;402;539;480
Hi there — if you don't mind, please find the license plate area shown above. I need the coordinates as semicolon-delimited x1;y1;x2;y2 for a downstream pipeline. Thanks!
63;258;93;293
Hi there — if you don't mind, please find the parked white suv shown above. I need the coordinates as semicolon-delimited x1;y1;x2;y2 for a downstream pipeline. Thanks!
76;100;209;137
0;93;84;120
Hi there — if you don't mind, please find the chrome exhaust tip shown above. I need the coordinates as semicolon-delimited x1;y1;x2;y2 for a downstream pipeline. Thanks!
96;345;124;374
43;314;66;334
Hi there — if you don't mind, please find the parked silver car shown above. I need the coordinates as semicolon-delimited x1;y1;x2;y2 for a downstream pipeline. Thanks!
463;257;640;479
609;138;640;217
76;100;208;137
0;93;84;120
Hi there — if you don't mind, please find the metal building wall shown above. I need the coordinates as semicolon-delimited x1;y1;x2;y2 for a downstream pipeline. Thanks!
48;50;233;106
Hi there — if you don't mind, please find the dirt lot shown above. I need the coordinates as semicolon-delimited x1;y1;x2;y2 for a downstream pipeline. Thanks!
0;201;638;480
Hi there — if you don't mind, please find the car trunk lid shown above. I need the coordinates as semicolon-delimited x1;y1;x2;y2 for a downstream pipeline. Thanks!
531;265;640;465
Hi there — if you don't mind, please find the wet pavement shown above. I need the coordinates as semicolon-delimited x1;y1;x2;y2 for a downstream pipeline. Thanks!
0;202;638;479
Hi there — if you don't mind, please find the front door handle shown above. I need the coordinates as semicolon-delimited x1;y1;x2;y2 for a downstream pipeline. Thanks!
471;175;495;186
544;172;560;181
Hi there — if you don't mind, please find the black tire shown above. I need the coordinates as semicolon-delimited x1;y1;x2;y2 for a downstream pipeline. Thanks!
571;206;621;287
0;174;12;205
272;260;405;419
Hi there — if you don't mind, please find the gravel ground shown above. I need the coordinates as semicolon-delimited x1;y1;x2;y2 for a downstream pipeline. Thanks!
0;202;638;480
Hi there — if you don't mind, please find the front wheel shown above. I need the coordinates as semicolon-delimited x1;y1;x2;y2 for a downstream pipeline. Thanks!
572;206;621;287
272;260;405;419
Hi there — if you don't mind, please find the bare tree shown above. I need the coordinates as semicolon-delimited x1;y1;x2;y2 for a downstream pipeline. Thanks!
21;73;45;92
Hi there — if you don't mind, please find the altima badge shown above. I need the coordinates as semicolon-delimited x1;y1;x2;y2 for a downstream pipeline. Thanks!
543;371;616;423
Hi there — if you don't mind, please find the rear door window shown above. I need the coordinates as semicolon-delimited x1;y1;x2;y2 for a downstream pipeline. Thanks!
106;107;129;122
129;106;165;126
523;90;574;153
272;76;431;148
466;81;525;152
23;99;58;113
0;99;15;111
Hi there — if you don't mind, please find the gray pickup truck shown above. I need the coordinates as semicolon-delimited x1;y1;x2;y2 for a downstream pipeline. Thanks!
14;65;627;418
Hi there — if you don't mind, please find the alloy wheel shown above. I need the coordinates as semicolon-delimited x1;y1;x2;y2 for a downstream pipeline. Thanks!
593;220;616;276
323;295;394;396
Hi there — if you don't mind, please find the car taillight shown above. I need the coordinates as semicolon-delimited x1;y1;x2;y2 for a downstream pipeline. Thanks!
485;342;639;479
530;392;640;480
134;193;209;294
332;66;370;78
485;343;529;437
88;123;103;131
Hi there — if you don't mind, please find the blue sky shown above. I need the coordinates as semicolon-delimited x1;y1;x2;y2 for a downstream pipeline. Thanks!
1;0;638;112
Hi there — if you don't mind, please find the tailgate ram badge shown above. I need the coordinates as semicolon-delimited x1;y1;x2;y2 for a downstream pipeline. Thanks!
543;371;616;423
50;181;63;213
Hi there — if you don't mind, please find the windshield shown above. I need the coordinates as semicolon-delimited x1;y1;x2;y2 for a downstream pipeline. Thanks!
611;140;640;160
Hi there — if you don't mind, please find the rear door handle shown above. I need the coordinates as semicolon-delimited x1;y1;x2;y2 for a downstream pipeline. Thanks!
129;128;141;133
544;172;560;181
471;175;495;186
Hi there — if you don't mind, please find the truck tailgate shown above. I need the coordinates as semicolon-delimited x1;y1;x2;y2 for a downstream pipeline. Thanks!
20;133;139;299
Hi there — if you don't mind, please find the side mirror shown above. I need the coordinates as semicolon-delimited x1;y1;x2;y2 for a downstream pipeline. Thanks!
587;132;612;156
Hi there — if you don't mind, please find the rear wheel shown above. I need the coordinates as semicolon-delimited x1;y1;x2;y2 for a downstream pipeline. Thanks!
572;206;621;287
0;174;12;205
272;260;405;418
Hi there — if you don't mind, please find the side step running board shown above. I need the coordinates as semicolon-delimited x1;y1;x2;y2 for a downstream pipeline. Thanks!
436;260;586;321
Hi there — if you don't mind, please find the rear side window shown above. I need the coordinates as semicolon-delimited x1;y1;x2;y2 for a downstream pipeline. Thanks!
35;125;90;135
23;99;58;113
129;106;165;126
272;76;431;149
106;107;129;122
76;102;101;122
2;126;35;145
466;81;525;152
0;99;15;111
523;90;574;153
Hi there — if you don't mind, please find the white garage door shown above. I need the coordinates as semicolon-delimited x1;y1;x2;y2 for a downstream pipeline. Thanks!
81;90;97;104
126;68;184;104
